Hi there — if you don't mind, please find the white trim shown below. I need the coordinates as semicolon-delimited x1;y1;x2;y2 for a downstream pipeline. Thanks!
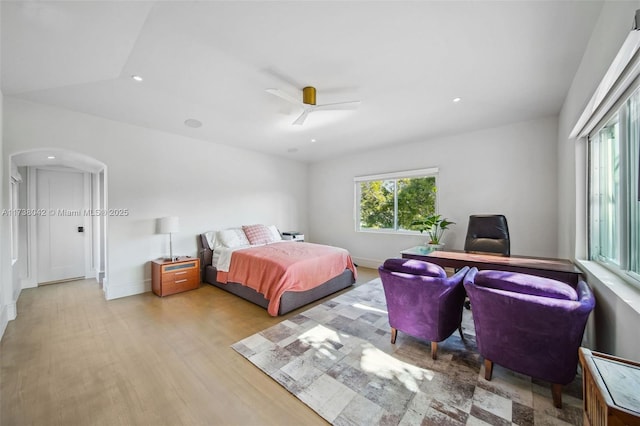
26;167;38;286
105;279;150;300
6;302;16;321
576;260;640;315
0;306;8;341
571;29;640;138
0;301;17;341
83;172;95;279
10;162;22;183
21;278;37;289
354;167;439;182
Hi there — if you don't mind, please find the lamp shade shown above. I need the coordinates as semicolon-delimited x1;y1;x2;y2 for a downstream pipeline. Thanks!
158;216;180;234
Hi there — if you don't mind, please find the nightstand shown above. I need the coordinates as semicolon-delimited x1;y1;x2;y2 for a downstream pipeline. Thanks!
151;257;200;297
579;347;640;426
282;232;304;242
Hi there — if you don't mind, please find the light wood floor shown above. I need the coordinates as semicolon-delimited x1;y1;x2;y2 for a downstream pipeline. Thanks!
0;267;380;426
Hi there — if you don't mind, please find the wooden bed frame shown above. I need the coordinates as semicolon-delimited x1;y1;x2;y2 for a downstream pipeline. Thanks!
198;233;355;315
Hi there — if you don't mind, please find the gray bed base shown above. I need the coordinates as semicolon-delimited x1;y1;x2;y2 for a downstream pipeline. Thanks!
199;233;355;316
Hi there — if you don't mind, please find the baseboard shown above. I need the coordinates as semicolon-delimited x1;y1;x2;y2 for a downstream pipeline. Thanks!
353;257;384;270
0;301;17;342
0;304;8;342
105;279;151;300
21;278;37;289
6;302;16;321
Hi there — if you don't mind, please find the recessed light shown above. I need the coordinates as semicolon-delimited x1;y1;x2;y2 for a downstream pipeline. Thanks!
184;118;202;128
453;97;461;103
47;156;56;160
311;138;317;143
131;75;143;82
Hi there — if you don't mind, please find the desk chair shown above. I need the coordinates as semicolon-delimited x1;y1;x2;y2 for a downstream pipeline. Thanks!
464;214;510;256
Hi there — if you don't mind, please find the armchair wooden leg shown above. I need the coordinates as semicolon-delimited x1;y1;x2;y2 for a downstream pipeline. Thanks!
458;326;465;341
431;341;438;360
551;384;563;409
484;359;493;381
390;328;397;344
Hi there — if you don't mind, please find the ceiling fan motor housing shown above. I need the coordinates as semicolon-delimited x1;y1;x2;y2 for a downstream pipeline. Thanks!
302;86;316;105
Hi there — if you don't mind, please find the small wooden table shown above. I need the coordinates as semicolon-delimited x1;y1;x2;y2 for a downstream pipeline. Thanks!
579;348;640;426
400;246;583;284
151;257;200;297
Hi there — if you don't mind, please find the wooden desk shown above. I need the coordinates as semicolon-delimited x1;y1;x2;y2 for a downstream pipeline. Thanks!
400;246;583;284
579;348;640;426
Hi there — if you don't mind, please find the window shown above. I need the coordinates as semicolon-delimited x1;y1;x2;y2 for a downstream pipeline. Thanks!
588;85;640;282
355;168;438;232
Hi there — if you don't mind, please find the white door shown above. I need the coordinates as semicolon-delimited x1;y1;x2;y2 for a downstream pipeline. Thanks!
37;169;86;284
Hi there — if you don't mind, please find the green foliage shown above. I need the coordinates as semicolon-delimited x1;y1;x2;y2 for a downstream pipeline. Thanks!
359;176;437;230
359;180;394;229
411;214;455;245
397;177;437;230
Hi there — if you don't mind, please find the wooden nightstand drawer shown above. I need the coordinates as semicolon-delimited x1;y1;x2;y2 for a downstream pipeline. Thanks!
152;258;200;297
161;275;198;296
161;261;198;274
162;266;198;282
163;269;198;284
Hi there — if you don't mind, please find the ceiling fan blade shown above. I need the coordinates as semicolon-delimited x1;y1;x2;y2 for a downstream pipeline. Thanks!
265;88;302;106
314;100;361;111
292;110;310;125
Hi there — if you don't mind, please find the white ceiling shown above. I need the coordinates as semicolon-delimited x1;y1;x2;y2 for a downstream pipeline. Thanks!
1;1;604;163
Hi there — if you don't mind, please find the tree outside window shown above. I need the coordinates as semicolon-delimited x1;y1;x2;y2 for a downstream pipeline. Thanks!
357;172;437;232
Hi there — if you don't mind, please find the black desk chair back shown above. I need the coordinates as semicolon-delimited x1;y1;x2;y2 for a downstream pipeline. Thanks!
464;214;510;256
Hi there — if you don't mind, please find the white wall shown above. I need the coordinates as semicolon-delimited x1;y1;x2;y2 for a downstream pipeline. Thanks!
0;85;8;338
3;97;308;303
558;1;640;359
0;0;12;336
309;116;559;267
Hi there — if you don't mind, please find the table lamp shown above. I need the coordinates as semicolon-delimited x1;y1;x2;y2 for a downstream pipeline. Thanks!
158;216;180;261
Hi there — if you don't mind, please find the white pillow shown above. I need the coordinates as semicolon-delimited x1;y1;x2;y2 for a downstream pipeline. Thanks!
268;225;282;242
204;231;215;249
216;228;251;248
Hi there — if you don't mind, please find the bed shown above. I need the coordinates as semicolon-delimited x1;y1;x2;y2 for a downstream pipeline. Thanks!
199;226;356;316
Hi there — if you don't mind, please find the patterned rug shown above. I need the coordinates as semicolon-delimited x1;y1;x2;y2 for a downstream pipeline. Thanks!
231;279;584;425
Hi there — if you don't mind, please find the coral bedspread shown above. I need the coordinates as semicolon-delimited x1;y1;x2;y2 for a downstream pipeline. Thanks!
216;242;357;315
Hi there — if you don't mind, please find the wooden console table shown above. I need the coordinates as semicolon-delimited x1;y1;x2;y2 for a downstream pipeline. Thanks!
579;348;640;426
400;246;583;284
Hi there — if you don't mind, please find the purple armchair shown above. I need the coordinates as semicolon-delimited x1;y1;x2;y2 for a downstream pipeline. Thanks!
378;258;470;360
463;267;595;408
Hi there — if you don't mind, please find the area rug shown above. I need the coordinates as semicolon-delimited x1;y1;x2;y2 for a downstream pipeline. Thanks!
231;279;584;425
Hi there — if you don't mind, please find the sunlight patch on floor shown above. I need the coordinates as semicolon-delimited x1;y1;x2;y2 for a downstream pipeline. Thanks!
359;343;434;392
352;302;387;315
299;325;343;361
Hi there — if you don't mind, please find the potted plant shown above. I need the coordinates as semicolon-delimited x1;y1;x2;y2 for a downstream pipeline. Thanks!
412;214;455;247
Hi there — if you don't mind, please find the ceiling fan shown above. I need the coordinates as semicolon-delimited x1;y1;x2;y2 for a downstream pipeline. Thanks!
266;86;360;125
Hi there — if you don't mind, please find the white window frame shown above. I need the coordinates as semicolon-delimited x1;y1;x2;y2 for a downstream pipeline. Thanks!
354;167;439;234
575;25;640;288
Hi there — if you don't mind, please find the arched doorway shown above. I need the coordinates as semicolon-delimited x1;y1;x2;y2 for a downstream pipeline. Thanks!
10;149;108;293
